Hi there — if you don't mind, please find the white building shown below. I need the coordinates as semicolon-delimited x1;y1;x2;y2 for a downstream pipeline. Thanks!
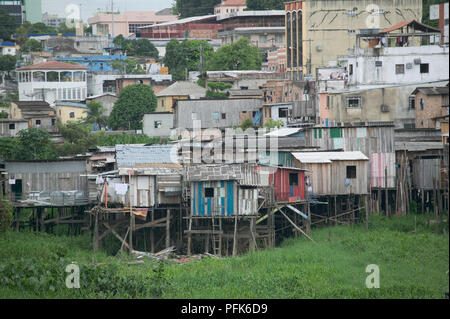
342;45;449;87
0;42;17;56
16;61;88;106
143;112;174;138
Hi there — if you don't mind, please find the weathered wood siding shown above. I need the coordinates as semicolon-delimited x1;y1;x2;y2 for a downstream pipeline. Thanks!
296;160;368;195
305;126;395;189
413;158;441;189
5;160;88;200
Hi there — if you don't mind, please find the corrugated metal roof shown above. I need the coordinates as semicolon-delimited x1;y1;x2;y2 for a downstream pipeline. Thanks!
292;151;369;164
138;14;216;29
395;141;444;151
115;144;180;167
265;128;301;137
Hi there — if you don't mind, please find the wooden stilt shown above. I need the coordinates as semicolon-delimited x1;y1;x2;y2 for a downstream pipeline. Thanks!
93;211;99;252
166;209;171;248
187;215;193;256
232;214;238;256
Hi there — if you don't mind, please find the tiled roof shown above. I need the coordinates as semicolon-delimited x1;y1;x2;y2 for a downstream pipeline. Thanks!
16;61;88;71
218;0;247;6
156;81;207;97
411;87;449;96
379;20;441;34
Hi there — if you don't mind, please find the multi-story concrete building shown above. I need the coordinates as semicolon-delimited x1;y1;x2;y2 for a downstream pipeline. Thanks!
0;0;24;25
16;61;88;106
284;0;423;80
24;0;41;23
214;0;246;16
88;10;178;37
217;10;285;64
412;86;449;129
42;12;65;29
138;15;221;39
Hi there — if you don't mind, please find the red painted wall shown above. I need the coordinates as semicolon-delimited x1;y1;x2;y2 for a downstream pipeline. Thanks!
270;168;305;202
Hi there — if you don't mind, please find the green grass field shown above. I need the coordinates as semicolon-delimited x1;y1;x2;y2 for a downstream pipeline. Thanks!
0;214;448;299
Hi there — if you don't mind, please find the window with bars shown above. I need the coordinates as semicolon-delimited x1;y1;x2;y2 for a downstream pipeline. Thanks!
346;97;362;108
395;64;405;74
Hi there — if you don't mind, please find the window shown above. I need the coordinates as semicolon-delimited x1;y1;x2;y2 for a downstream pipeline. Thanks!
69;112;75;118
36;120;41;126
278;108;288;118
289;173;299;186
409;96;415;110
346;97;361;108
213;112;220;120
346;166;357;179
375;61;382;67
9;123;15;130
395;64;405;74
349;64;353;76
420;63;429;73
205;188;214;198
240;86;248;90
51;119;56;126
221;113;226;119
326;95;331;109
420;98;424;110
154;121;162;128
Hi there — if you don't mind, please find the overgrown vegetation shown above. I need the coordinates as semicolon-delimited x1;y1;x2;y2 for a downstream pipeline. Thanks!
0;214;447;298
108;84;157;130
0;232;167;298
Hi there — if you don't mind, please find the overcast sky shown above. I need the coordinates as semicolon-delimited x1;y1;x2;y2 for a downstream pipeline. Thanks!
42;0;174;21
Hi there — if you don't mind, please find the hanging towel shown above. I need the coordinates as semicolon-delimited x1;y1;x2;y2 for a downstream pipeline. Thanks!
96;175;104;184
115;183;129;195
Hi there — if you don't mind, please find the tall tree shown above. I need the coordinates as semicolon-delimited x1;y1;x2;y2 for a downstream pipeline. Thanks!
0;9;17;41
164;39;213;80
0;55;17;85
20;39;42;53
206;37;262;71
85;101;108;130
57;121;98;156
12;128;58;160
108;84;157;130
246;0;289;10
422;0;448;28
173;0;221;19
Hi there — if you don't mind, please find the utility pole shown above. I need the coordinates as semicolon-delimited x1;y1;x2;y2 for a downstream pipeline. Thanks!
111;0;115;38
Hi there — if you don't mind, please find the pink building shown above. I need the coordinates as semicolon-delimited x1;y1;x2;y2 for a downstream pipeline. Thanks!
267;48;287;73
88;10;178;37
214;0;247;15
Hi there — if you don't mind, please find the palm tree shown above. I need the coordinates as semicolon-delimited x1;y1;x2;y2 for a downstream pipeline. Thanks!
86;101;108;130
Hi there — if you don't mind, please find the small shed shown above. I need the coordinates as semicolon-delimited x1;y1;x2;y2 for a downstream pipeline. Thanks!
5;159;89;205
105;144;182;207
184;164;266;216
268;166;307;203
291;151;369;196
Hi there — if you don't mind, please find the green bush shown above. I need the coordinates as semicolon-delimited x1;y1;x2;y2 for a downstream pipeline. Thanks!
0;197;13;233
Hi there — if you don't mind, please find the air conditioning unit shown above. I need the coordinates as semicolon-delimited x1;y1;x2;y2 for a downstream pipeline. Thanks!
414;58;421;65
381;105;390;112
406;63;413;69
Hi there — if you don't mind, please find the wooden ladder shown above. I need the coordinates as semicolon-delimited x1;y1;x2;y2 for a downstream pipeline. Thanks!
211;214;222;256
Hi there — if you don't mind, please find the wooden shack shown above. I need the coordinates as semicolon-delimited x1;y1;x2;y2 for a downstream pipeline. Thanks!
269;167;306;202
102;144;182;207
291;151;369;196
5;159;89;205
185;163;264;216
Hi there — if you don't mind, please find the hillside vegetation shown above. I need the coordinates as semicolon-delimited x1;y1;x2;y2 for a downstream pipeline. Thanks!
0;214;448;299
